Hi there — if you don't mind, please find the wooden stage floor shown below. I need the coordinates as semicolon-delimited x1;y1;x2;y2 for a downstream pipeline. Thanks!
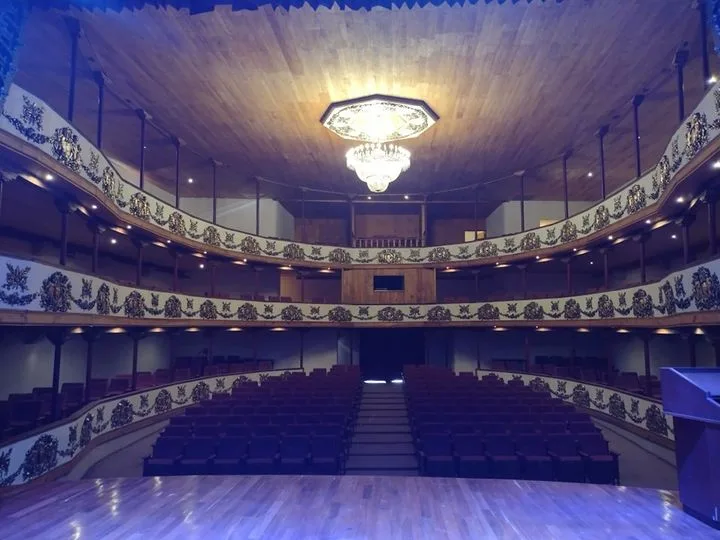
0;475;717;539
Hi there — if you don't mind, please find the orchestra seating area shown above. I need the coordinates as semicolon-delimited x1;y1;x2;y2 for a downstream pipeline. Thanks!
0;360;275;442
143;365;361;476
405;366;620;484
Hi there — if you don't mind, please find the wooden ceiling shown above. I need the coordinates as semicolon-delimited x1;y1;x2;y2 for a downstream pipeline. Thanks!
13;2;718;216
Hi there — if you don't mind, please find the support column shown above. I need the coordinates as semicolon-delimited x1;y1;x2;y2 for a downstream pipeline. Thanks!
705;188;718;256
524;331;531;372
133;239;146;287
173;137;181;208
47;329;68;421
519;264;528;299
67;19;80;123
596;125;609;200
631;95;644;178
476;328;482;370
634;233;649;284
299;271;306;303
473;270;480;302
641;332;652;396
82;328;100;403
128;329;147;391
421;197;428;246
679;213;696;265
88;221;105;274
516;170;526;232
300;188;306;242
205;328;215;375
172;250;181;292
349;199;355;247
299;329;305;370
683;331;698;368
674;48;690;123
255;178;260;236
563;257;573;296
94;71;105;149
601;247;610;289
137;110;147;189
55;199;72;267
562;151;571;219
474;186;480;239
209;260;217;297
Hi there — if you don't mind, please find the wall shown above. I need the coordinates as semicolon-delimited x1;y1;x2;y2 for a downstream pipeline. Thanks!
485;200;594;237
279;272;341;303
341;268;436;304
295;218;348;245
355;214;419;240
609;334;715;375
0;0;26;109
0;330;171;400
430;218;483;246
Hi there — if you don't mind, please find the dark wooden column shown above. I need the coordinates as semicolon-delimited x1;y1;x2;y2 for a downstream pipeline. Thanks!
137;109;147;189
631;95;644;178
172;250;181;292
88;221;106;274
209;260;217;297
562;151;571;219
596;125;609;200
523;331;531;372
682;330;698;368
349;199;356;247
255;178;260;236
94;71;106;149
519;264;528;299
705;188;718;256
600;247;611;289
55;199;72;267
82;328;101;403
421;197;428;246
128;329;147;391
634;233;650;284
299;329;305;370
173;137;181;208
563;257;573;296
674;48;689;123
133;239;146;287
679;213;696;265
47;329;68;421
700;0;712;87
66;19;80;122
517;170;526;232
641;332;652;396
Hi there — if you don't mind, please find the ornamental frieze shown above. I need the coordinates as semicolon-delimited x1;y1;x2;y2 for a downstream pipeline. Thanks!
1;82;720;267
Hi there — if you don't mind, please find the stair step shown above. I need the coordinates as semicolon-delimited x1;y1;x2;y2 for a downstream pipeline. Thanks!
361;403;406;409
358;411;407;418
355;418;409;427
346;455;419;469
349;443;415;455
346;469;419;477
353;425;411;434
351;433;414;444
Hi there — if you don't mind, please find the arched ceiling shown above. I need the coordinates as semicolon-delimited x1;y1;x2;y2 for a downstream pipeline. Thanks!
13;1;716;211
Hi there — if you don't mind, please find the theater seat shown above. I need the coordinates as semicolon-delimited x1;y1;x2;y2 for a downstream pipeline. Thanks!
546;434;585;483
484;435;521;479
419;434;455;477
246;436;279;474
278;436;311;474
212;437;248;475
577;434;620;484
178;437;216;475
453;434;489;478
514;435;553;481
310;436;343;475
143;437;185;476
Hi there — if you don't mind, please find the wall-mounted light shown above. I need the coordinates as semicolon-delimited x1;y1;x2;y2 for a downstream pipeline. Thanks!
70;327;84;334
607;235;613;240
107;327;126;334
149;327;165;333
186;327;200;332
227;327;243;332
199;263;205;269
671;234;677;240
645;219;652;225
404;195;409;200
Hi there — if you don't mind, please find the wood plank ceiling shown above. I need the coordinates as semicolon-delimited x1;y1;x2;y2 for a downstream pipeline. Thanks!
13;2;716;217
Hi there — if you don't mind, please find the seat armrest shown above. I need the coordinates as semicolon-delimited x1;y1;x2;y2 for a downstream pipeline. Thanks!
546;451;559;459
515;451;526;458
577;451;590;459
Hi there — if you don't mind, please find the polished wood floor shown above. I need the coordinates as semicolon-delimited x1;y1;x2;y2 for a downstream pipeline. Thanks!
0;476;717;539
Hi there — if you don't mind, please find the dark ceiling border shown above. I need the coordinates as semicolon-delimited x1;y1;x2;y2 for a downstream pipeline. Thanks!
30;0;563;15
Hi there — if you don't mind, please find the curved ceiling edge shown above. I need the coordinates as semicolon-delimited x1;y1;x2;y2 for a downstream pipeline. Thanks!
1;84;719;267
1;253;718;326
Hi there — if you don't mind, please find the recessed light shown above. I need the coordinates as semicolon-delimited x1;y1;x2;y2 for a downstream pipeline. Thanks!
91;204;98;210
199;263;205;269
404;195;409;200
535;255;539;259
110;238;117;244
676;196;685;203
645;219;652;225
709;75;718;85
590;261;594;265
712;160;720;170
367;196;372;200
188;178;194;184
203;251;207;254
587;172;593;178
166;240;171;244
572;248;577;252
608;235;613;240
44;174;54;181
126;225;132;230
671;234;677;239
243;258;247;263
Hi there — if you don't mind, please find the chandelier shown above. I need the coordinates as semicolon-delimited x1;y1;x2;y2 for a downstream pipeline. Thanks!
321;95;437;193
346;143;411;193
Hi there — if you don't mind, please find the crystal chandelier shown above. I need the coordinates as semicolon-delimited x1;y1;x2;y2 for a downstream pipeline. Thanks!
346;143;411;193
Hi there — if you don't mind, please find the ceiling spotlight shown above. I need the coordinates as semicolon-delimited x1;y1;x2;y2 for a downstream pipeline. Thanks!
110;238;117;244
676;196;685;203
166;240;171;244
404;195;409;200
590;261;594;265
608;235;613;240
712;160;720;170
44;173;54;181
126;225;132;230
645;219;652;225
535;255;540;259
188;178;194;184
203;251;207;254
367;196;372;200
199;263;205;269
709;75;718;85
671;234;677;239
587;172;593;178
572;248;577;252
243;258;247;263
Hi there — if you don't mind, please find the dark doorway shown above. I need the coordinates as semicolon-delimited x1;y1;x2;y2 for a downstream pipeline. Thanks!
358;329;425;381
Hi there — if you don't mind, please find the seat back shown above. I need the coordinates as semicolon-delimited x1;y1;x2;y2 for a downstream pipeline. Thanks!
484;435;515;456
248;436;278;458
184;437;216;459
514;435;547;457
152;437;185;458
216;437;248;459
546;434;579;457
281;436;311;458
576;433;610;455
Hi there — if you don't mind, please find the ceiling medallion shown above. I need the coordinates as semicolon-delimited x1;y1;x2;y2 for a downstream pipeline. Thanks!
321;95;438;193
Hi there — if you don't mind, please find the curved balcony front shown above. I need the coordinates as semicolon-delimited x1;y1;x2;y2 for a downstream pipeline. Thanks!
1;84;720;269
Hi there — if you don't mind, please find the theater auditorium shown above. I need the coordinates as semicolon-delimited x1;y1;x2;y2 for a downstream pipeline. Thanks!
0;0;720;538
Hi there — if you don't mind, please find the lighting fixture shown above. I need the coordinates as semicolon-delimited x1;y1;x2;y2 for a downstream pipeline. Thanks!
364;380;387;384
70;327;84;334
616;328;630;333
367;196;372;200
44;173;54;181
110;238;117;244
270;327;287;332
91;204;98;210
149;328;165;333
107;327;126;334
712;160;720;170
671;234;677;239
188;178;194;184
199;263;205;269
345;143;412;193
126;225;132;230
186;327;200;332
577;328;590;333
243;258;247;262
587;172;593;177
608;235;613;240
535;255;540;259
590;261;594;265
166;240;171;244
391;379;404;384
645;219;652;225
572;248;577;252
227;327;243;332
676;196;685;203
403;195;409;200
709;75;718;85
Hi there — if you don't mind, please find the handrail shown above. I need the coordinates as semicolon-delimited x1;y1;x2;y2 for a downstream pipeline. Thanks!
1;83;719;267
0;366;304;487
0;252;718;326
476;369;674;442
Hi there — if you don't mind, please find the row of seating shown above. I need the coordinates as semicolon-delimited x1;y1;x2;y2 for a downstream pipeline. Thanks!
143;365;362;477
404;365;620;484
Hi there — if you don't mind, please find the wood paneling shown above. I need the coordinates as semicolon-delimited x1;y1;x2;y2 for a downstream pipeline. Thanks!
280;272;341;303
430;218;484;246
342;268;436;304
13;3;715;207
295;218;348;245
355;214;419;240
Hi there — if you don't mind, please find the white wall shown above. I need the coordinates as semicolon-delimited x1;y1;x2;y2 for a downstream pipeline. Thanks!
609;334;715;375
0;331;171;400
486;200;594;237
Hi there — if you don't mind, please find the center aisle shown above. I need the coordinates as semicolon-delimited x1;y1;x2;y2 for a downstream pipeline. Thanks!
345;382;419;476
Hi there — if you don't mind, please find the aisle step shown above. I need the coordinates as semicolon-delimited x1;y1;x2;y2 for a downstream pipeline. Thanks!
349;442;415;456
345;455;418;470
